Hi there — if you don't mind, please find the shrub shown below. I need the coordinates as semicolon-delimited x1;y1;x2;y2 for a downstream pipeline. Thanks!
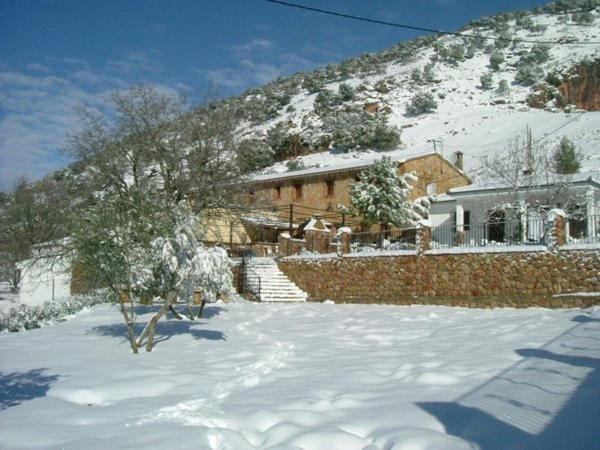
489;50;505;70
236;139;275;173
448;43;465;65
0;290;109;333
530;43;551;64
286;159;306;171
338;83;355;102
423;63;436;82
572;10;594;24
406;92;438;116
480;72;494;90
516;14;535;30
324;108;401;151
411;68;422;82
302;73;325;93
495;31;513;49
515;65;544;85
496;79;510;96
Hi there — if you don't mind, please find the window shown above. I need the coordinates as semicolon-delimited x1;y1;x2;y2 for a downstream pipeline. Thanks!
294;183;303;200
274;186;281;200
464;211;471;231
487;210;506;243
426;183;437;195
326;180;335;197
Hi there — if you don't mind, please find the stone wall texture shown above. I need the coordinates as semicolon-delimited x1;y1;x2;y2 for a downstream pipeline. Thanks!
278;249;600;308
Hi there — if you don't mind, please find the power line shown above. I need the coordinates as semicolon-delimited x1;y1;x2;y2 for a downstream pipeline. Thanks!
264;0;600;45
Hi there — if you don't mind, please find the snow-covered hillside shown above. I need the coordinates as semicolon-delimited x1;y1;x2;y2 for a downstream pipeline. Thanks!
225;4;600;183
1;299;599;449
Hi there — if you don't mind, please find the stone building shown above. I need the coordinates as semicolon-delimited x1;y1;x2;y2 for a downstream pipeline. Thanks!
244;150;471;222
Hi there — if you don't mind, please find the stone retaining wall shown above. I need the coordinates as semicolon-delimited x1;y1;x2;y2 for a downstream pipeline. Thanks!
277;248;600;308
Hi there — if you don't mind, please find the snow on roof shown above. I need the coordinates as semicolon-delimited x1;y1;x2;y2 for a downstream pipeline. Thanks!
250;148;438;184
448;171;600;195
430;193;455;203
303;217;330;232
242;214;293;228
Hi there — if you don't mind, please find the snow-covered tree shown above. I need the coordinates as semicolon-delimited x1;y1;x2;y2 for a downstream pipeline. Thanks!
129;206;232;351
66;84;236;353
350;157;425;229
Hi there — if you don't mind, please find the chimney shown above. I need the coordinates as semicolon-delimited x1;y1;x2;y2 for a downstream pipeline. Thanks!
454;151;464;170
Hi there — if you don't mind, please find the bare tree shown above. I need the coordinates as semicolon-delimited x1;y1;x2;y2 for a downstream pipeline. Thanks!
479;129;576;214
0;176;73;291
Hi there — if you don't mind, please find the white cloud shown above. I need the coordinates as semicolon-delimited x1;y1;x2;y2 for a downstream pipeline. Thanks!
232;38;275;54
26;63;50;73
0;70;113;191
197;37;318;91
107;51;161;75
0;49;194;191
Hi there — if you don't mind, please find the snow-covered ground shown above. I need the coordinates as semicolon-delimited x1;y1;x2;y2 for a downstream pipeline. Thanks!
1;299;599;449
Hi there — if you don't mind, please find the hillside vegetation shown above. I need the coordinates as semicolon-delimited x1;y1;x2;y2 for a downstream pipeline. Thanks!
210;0;600;180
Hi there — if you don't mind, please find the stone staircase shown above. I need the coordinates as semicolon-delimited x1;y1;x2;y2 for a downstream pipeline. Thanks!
244;257;307;302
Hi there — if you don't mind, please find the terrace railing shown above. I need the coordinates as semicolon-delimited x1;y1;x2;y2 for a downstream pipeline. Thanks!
431;214;600;249
350;228;417;253
431;217;546;249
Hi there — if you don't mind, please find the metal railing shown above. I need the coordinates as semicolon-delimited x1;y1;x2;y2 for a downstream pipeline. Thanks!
240;255;261;300
244;267;262;300
431;214;600;249
431;217;546;249
350;228;417;253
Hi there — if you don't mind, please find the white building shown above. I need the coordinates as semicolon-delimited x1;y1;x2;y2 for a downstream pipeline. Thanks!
429;172;600;247
16;242;72;307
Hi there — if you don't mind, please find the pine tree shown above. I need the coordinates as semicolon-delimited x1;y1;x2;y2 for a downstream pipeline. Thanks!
350;157;424;228
553;136;581;174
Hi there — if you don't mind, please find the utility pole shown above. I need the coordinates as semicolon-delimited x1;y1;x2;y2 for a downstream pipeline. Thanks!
523;125;533;176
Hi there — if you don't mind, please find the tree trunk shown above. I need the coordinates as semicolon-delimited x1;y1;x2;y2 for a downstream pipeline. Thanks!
197;299;206;318
137;292;176;352
119;303;139;354
169;304;185;320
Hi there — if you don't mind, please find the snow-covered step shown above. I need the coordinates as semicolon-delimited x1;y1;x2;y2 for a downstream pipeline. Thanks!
244;257;307;302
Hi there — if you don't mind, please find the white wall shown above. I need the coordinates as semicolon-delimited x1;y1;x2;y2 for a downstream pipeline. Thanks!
429;201;455;227
17;257;71;306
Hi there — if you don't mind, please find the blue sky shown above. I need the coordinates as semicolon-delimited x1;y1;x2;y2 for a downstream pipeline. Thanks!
0;0;553;191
